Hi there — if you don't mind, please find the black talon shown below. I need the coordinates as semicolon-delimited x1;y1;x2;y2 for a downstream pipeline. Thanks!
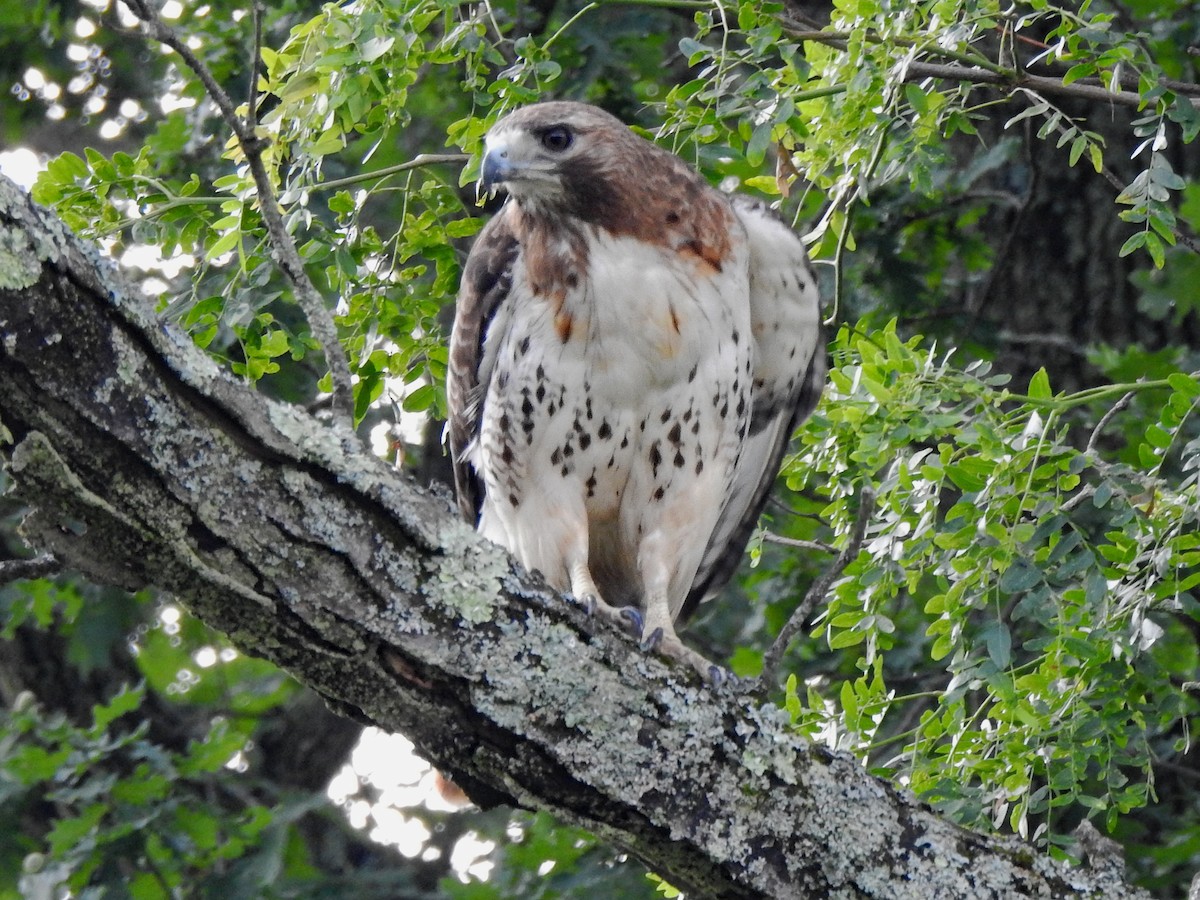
579;593;598;616
707;665;729;688
640;627;663;653
618;606;644;636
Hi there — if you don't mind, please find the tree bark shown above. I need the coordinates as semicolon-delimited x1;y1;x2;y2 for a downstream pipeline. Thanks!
0;175;1151;899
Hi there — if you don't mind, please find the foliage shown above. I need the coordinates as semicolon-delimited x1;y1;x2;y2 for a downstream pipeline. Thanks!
773;321;1199;852
0;583;464;898
662;0;1200;268
441;811;658;900
3;688;281;899
0;587;293;897
3;0;1200;896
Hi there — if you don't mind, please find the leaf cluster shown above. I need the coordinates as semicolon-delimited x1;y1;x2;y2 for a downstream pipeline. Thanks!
0;594;289;898
770;321;1200;853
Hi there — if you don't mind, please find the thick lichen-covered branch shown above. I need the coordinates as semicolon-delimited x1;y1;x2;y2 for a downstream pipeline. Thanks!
0;175;1150;898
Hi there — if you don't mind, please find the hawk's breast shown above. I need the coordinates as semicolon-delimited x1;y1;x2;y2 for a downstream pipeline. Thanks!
474;223;753;594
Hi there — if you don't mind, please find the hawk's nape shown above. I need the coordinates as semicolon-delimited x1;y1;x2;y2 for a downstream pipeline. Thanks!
447;101;824;681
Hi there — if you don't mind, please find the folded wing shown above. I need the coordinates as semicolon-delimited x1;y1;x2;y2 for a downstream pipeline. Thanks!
681;198;826;618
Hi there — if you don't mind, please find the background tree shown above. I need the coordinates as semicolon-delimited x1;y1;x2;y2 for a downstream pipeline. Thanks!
1;0;1199;896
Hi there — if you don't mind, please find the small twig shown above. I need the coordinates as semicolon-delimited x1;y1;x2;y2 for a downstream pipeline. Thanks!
247;2;263;133
825;129;888;326
119;0;356;425
1086;388;1138;456
314;154;470;193
102;154;470;236
901;61;1159;110
0;553;60;584
785;22;1200;106
761;531;836;555
758;486;877;689
1061;484;1097;514
996;331;1086;352
1060;387;1142;514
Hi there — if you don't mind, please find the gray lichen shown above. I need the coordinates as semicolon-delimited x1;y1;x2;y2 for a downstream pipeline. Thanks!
0;225;40;290
427;516;507;624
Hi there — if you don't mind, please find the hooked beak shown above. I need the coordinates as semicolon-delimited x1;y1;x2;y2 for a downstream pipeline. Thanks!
477;146;518;203
476;133;559;204
480;148;515;191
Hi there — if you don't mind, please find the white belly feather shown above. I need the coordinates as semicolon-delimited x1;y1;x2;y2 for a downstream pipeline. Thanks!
475;228;752;611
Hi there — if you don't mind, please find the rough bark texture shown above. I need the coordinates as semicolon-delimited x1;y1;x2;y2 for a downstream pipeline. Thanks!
0;175;1151;899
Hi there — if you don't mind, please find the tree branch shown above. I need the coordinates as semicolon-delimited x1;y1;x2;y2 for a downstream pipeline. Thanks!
759;487;876;689
760;531;835;555
905;61;1152;109
0;552;60;584
783;22;1200;109
0;175;1150;898
117;0;356;425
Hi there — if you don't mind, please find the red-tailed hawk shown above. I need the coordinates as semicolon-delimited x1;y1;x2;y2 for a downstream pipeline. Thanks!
447;101;824;681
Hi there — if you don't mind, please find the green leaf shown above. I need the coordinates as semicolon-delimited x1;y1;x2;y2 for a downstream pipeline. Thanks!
327;191;355;215
985;623;1012;669
1027;367;1052;400
179;720;248;776
175;806;221;852
112;770;171;805
1062;62;1096;85
905;83;930;114
1168;373;1200;397
1000;560;1040;593
747;122;773;166
48;804;106;857
445;217;483;239
930;634;953;661
6;745;73;783
841;679;859;721
130;872;171;900
206;230;240;260
647;872;684;897
829;628;866;650
1005;101;1050;129
402;382;437;412
1068;136;1088;168
784;674;801;722
91;683;146;734
1144;423;1172;449
1145;231;1165;268
678;37;709;63
84;147;118;183
1119;232;1147;258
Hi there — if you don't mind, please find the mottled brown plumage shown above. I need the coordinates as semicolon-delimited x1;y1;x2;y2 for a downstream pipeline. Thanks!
447;102;824;680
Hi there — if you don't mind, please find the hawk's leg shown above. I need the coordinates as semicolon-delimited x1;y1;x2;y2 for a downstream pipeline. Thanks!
567;560;642;637
638;554;724;684
567;558;604;614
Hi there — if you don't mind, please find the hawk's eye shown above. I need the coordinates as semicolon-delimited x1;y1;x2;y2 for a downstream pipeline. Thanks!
540;126;573;152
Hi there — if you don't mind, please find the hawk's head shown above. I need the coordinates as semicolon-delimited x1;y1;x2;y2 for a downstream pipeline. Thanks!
480;102;636;211
478;101;725;245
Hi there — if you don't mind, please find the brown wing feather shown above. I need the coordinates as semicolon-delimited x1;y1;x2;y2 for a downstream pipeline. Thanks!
679;198;826;619
447;208;520;524
680;348;824;619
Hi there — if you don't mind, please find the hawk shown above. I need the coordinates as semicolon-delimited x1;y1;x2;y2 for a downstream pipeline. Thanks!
447;101;824;680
